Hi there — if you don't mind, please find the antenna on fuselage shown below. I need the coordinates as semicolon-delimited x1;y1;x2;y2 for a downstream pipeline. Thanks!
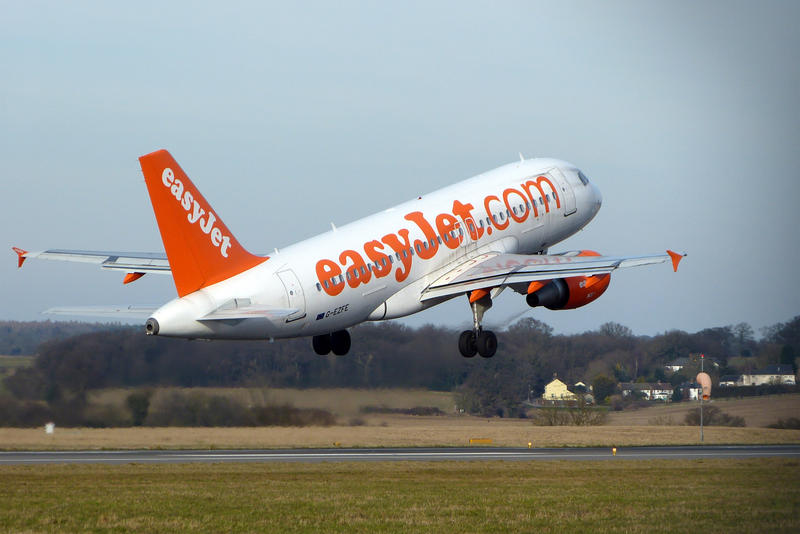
330;222;337;232
519;152;525;162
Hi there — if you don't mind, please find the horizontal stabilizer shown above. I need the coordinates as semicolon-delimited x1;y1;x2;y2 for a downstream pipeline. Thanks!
14;248;171;274
43;305;158;318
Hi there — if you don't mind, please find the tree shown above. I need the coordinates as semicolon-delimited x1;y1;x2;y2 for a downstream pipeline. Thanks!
599;322;633;339
591;374;617;404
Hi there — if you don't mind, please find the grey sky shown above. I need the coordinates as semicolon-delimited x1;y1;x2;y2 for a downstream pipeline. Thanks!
2;1;799;337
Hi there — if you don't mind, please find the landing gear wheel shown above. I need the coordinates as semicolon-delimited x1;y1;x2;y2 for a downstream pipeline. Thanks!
458;330;477;358
476;330;497;358
330;330;351;356
312;334;331;355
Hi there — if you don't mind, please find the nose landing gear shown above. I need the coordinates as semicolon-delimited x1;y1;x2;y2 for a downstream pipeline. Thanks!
458;291;497;358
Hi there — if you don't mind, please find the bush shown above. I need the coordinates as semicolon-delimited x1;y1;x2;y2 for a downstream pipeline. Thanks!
767;417;800;429
144;391;335;427
0;394;51;427
126;390;152;426
531;399;607;426
684;405;745;427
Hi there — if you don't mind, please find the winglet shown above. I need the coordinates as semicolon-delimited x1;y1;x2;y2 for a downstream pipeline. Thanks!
12;247;28;268
666;250;685;272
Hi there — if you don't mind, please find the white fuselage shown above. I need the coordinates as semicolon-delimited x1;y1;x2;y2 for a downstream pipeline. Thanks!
150;158;602;339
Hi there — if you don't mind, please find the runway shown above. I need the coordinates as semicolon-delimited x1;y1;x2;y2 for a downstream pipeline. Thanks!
1;445;798;465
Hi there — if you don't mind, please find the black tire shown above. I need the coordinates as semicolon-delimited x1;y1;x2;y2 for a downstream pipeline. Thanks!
477;330;497;358
330;330;351;356
312;334;331;355
458;330;477;358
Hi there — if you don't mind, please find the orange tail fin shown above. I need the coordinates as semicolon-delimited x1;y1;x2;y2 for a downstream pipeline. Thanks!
139;149;267;297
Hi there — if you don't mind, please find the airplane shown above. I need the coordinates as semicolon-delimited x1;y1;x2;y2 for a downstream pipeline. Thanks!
14;149;684;358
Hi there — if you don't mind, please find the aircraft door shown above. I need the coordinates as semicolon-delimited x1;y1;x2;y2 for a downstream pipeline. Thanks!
276;269;307;322
549;168;577;216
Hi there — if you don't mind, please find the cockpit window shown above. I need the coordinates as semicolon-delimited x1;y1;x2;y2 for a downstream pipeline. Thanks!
577;170;590;186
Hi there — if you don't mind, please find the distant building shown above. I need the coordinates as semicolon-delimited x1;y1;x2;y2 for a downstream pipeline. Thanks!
542;379;578;402
620;382;674;401
738;364;796;386
719;375;739;387
665;357;690;372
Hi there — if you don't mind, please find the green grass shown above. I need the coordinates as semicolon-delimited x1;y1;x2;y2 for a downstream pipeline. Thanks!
1;459;797;533
0;355;34;369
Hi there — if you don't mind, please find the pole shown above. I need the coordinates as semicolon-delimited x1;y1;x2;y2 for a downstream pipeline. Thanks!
700;354;704;443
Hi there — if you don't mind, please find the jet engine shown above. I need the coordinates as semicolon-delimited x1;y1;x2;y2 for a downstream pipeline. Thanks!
525;250;611;310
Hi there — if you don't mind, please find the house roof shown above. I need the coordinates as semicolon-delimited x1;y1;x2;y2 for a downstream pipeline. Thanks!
753;364;794;376
666;357;690;366
620;382;674;391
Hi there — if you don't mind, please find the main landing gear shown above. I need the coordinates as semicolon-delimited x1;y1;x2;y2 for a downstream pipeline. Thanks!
458;291;497;358
312;330;351;356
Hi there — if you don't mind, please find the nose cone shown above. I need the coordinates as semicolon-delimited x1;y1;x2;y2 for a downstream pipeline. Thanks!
591;182;602;215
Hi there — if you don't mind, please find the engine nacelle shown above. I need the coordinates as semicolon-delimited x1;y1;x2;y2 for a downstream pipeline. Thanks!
525;250;611;310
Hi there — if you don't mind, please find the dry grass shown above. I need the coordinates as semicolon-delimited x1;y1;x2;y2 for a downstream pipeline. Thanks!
1;416;798;450
1;459;798;533
607;393;800;427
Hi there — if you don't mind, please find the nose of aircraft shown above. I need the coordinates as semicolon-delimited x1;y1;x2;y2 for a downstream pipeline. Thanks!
591;182;602;214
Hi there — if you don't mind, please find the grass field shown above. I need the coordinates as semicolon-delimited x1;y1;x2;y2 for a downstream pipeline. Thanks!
606;394;800;427
0;459;797;533
2;419;798;450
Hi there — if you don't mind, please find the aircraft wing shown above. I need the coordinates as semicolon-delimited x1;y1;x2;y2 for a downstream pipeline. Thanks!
420;250;683;301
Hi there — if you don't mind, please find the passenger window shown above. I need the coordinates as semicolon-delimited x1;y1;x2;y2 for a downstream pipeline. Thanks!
546;194;550;202
316;283;322;292
360;266;366;275
389;255;394;264
324;280;329;289
346;271;351;281
499;212;505;221
437;235;442;244
512;206;518;215
539;197;543;205
402;250;407;258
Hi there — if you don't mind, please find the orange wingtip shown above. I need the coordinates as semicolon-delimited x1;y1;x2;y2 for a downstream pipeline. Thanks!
123;272;146;284
12;247;28;268
666;250;686;272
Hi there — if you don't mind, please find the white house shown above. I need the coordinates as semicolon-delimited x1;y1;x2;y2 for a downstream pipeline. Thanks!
738;364;796;386
620;382;674;401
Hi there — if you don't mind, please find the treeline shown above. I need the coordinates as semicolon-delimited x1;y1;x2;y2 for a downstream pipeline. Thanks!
0;320;128;355
3;316;799;419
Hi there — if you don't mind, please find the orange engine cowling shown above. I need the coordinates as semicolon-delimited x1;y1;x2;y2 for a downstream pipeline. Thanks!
525;250;612;310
